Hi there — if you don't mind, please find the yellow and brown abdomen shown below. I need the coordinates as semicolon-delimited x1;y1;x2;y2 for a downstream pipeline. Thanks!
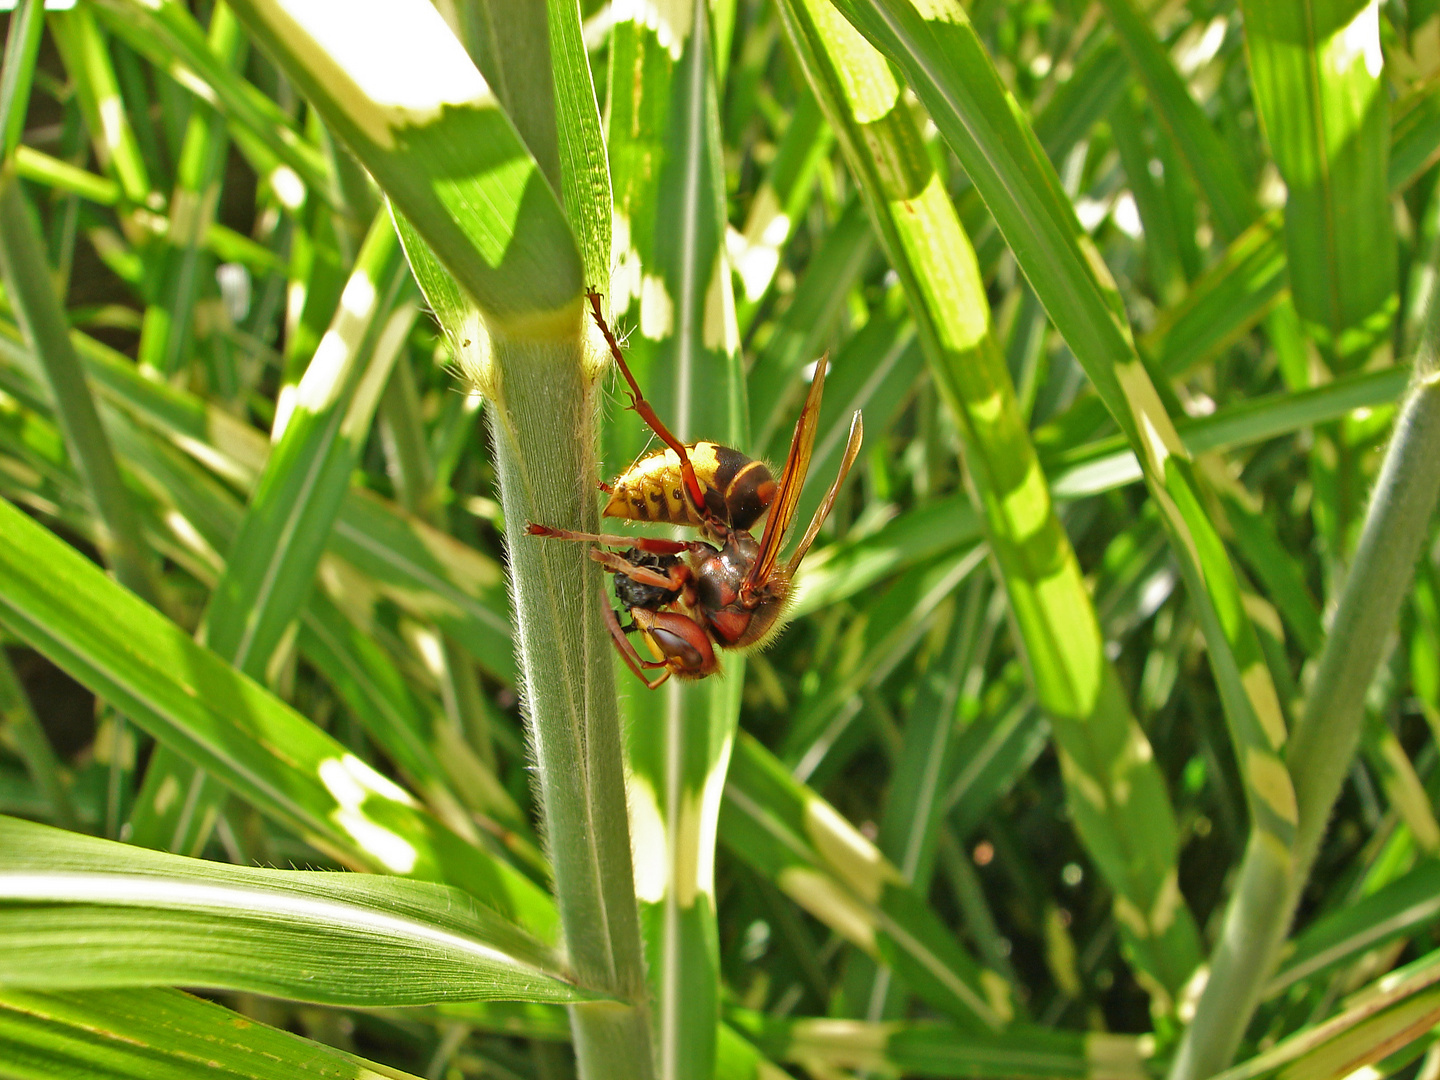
605;442;776;530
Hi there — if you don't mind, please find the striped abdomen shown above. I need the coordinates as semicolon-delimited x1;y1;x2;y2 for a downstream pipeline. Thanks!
605;442;776;530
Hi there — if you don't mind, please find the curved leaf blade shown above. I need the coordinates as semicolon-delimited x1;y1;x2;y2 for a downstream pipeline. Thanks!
0;817;586;1006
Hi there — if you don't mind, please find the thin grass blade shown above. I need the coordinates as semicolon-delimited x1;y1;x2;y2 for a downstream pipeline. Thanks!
0;169;162;606
0;0;44;162
605;1;747;1073
723;732;1012;1028
1241;0;1395;364
842;589;988;1020
128;210;413;855
1098;0;1256;242
0;987;428;1080
88;0;332;204
47;7;154;210
135;3;246;379
0;497;560;940
729;1008;1153;1080
827;1;1302;1030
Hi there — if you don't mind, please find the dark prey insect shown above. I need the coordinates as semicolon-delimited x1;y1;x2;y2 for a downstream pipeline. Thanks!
526;289;863;688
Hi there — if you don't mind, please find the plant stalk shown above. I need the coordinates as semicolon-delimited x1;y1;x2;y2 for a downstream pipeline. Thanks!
1169;351;1440;1080
485;329;655;1080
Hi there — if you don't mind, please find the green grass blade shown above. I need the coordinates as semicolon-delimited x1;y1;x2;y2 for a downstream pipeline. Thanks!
715;1022;784;1080
1219;489;1325;656
0;816;587;1005
776;290;922;532
1390;77;1440;191
224;0;580;333
376;352;499;770
1266;859;1440;997
12;147;121;206
746;194;875;454
11;142;285;277
545;0;612;290
824;0;1129;378
296;592;538;865
606;0;745;457
88;0;333;206
128;212;412;855
732;90;831;324
728;1007;1153;1080
135;3;246;379
723;733;1012;1028
108;35;171;195
827;4;1303;1029
946;690;1045;842
781;552;983;773
793;493;981;617
606;2;747;1074
461;0;613;293
0;168;162;606
1363;717;1440;855
1209;949;1440;1080
47;7;153;209
843;589;990;1020
206;212;410;675
1044;365;1411;498
431;1001;792;1080
1241;0;1395;364
0;497;559;941
279;208;350;393
0;0;44;162
1141;208;1276;376
0;362;533;873
1145;87;1440;382
1098;0;1256;242
1111;88;1188;307
0;315;515;678
776;0;1204;1012
377;352;437;515
16;322;516;676
1171;326;1440;1080
1032;37;1128;163
0;649;76;830
327;489;515;680
0;987;427;1080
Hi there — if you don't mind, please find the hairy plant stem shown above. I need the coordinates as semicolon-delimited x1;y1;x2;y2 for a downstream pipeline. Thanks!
485;331;655;1080
1169;356;1440;1080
